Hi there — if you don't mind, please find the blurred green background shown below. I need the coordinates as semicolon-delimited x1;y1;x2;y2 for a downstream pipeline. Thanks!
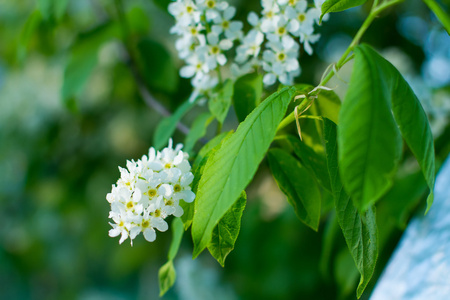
1;0;449;299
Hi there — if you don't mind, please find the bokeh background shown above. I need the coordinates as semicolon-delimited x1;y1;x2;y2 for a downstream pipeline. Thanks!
1;0;449;299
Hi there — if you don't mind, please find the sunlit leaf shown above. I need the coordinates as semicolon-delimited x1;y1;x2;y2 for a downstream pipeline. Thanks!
181;133;232;230
192;87;296;258
268;148;321;230
208;192;247;266
320;0;368;22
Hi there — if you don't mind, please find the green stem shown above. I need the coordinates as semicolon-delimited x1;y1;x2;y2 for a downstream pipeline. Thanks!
299;115;323;121
422;0;450;34
277;96;314;131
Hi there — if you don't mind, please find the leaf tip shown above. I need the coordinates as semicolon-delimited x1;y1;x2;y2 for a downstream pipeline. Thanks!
424;191;434;215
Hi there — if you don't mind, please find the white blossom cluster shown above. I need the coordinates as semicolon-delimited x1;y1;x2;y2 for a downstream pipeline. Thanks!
168;0;244;102
235;0;328;86
107;140;195;245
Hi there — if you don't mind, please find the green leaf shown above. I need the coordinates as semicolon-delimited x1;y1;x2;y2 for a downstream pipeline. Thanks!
357;44;435;212
181;132;233;230
184;113;213;154
324;118;378;298
153;100;196;150
62;23;118;103
208;192;247;266
168;218;184;261
233;73;263;122
38;0;68;21
286;135;332;193
315;88;341;124
267;148;322;230
158;260;176;297
338;45;403;212
209;79;234;124
192;131;231;169
17;10;42;62
192;87;296;258
320;0;368;22
319;211;340;279
136;38;178;93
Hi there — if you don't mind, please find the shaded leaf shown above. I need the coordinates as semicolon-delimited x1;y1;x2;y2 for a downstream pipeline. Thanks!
233;72;263;122
209;80;234;124
268;148;321;230
38;0;68;21
338;45;403;212
286;135;332;193
358;44;435;212
62;23;118;103
208;192;247;266
315;88;341;124
17;10;42;62
324;118;378;298
136;38;178;93
158;260;176;297
319;211;340;279
184;113;213;154
192;87;296;258
168;218;184;261
153;100;196;150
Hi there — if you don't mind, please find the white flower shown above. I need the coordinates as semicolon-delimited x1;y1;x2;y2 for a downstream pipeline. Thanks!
285;1;316;37
235;30;265;63
300;28;320;55
107;139;195;244
197;0;229;21
266;15;291;42
198;33;233;69
260;0;281;32
179;53;211;80
211;6;243;40
172;172;196;203
262;35;300;85
168;0;201;26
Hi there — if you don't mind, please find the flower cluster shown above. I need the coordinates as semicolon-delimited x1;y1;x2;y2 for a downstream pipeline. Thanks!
168;0;244;102
235;0;328;86
107;140;195;245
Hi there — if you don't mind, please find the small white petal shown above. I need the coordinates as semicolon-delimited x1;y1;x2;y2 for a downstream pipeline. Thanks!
143;228;156;242
263;73;277;86
224;6;236;20
248;12;259;26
